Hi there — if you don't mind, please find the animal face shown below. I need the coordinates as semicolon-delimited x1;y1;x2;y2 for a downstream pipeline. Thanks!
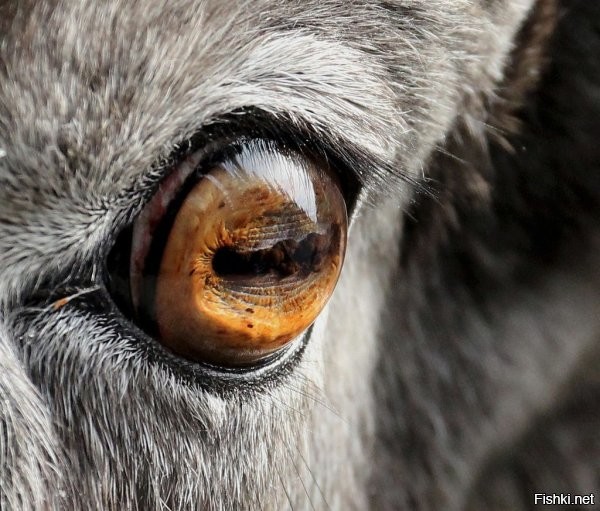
1;1;599;509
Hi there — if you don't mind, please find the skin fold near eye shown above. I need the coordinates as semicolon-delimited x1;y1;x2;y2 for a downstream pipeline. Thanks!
131;140;347;366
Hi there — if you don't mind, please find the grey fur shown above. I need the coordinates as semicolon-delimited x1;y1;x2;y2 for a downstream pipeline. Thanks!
0;0;599;509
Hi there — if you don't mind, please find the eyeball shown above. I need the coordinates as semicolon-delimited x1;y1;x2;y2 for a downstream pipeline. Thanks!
122;140;347;367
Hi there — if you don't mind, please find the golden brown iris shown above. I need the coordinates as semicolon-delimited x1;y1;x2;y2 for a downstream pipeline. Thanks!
131;141;347;366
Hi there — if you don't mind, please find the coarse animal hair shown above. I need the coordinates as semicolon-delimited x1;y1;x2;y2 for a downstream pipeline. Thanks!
1;0;599;509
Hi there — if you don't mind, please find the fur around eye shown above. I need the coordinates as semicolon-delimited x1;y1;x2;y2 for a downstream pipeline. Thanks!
109;139;347;367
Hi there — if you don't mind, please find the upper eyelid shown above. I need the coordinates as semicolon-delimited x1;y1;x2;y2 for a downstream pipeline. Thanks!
114;109;372;219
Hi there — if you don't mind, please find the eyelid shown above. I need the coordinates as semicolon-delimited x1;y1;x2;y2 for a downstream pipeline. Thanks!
116;110;371;226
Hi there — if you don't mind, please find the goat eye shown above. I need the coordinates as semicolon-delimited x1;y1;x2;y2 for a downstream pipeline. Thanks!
111;140;347;367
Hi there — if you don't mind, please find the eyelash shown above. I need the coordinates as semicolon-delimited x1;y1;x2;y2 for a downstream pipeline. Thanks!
110;110;363;239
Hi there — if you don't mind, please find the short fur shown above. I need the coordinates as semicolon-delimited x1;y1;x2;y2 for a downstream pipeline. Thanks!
0;0;598;509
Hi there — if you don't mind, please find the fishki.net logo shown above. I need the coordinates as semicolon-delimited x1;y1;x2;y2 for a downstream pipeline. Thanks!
534;493;596;506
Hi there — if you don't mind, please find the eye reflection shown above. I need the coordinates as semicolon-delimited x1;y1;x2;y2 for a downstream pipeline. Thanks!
129;140;347;367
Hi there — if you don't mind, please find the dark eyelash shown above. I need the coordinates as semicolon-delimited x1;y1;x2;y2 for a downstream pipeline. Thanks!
113;107;372;226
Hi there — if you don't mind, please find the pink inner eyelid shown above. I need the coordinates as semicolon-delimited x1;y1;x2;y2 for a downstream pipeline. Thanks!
130;151;205;314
